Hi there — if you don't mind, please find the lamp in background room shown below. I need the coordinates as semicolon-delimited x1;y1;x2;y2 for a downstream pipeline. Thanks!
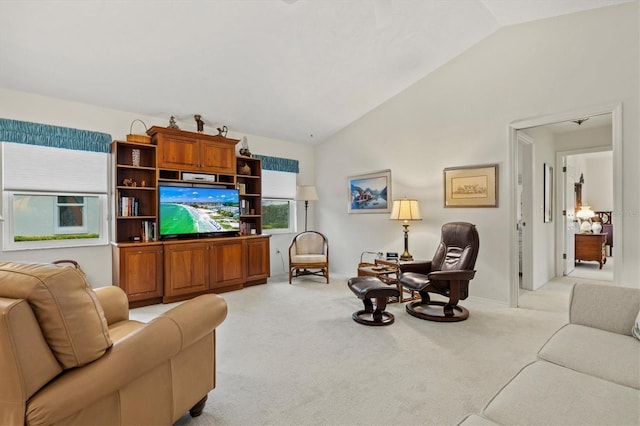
576;205;595;233
295;185;319;231
389;198;422;261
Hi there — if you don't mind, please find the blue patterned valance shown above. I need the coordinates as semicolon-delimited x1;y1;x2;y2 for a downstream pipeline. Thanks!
254;154;299;173
0;118;112;153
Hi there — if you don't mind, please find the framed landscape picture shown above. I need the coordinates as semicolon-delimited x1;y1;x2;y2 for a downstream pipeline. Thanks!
444;164;498;208
348;169;391;214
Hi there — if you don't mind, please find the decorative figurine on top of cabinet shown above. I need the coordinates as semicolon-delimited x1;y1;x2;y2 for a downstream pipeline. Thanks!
194;114;205;133
239;136;252;157
168;116;180;129
217;125;228;137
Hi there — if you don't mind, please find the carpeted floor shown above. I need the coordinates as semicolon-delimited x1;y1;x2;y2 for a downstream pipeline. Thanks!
568;255;614;282
130;274;602;425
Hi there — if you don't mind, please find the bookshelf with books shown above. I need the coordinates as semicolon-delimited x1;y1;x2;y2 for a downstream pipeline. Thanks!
112;140;157;243
236;156;262;235
111;140;161;307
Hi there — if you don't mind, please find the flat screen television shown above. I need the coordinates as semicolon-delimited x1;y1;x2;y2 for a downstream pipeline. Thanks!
158;185;240;239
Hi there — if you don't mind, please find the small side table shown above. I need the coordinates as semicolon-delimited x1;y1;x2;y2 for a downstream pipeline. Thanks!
357;258;420;303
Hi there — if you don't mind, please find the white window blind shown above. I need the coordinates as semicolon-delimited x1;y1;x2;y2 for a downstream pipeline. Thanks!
2;142;108;192
262;169;296;198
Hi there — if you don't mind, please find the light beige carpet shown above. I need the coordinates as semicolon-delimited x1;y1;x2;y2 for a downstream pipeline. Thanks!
132;275;575;426
568;255;614;282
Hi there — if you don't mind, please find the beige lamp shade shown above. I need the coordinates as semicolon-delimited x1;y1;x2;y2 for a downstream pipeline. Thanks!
389;198;422;222
389;198;421;261
576;205;595;233
296;185;319;232
576;205;595;219
295;185;319;201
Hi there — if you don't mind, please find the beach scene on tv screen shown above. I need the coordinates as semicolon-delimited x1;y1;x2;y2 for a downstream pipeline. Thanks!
160;187;239;235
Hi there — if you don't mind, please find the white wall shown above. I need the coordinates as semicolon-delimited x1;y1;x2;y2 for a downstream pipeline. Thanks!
584;154;613;211
555;125;614;214
523;127;555;290
0;87;314;285
315;3;639;303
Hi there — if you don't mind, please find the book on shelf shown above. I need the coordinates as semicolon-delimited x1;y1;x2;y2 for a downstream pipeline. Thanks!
119;196;139;216
141;220;156;242
240;199;250;215
239;221;255;236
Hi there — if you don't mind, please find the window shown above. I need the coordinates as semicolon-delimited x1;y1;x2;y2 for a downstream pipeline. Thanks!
55;195;88;234
261;169;297;235
262;198;295;234
5;191;107;250
1;140;110;251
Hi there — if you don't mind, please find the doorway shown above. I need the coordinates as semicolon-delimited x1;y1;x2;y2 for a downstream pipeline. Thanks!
509;104;622;308
562;149;614;282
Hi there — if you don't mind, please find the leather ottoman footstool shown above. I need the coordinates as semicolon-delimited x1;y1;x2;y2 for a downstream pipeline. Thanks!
347;276;400;326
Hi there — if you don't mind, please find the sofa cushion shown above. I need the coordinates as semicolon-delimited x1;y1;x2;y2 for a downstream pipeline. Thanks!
633;310;640;341
569;283;640;336
538;323;640;389
482;360;640;425
0;262;112;369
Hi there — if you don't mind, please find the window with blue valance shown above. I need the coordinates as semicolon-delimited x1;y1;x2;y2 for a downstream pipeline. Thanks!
0;118;112;250
253;154;299;234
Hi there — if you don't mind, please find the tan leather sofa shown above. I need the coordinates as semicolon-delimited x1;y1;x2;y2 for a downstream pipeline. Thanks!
0;261;227;425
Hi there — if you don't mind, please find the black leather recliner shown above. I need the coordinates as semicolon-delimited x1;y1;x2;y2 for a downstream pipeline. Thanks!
398;222;479;322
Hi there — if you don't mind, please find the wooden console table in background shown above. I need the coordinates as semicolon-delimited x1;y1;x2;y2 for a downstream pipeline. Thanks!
575;233;606;269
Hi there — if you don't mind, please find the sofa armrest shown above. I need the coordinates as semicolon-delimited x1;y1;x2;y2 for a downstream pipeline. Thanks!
160;294;228;349
569;283;640;336
94;286;129;325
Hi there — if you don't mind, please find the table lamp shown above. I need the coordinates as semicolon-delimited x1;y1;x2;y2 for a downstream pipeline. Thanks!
389;198;422;261
576;205;595;233
295;185;319;231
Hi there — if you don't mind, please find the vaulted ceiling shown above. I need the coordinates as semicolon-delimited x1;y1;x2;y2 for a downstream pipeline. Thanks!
0;0;631;143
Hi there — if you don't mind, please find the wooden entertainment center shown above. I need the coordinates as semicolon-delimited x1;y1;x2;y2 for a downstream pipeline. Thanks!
112;126;270;307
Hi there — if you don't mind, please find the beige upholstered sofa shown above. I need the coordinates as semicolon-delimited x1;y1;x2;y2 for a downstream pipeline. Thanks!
461;283;640;425
0;261;227;425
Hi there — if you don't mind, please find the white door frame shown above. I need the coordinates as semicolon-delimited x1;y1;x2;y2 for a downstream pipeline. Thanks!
517;132;534;291
508;103;622;308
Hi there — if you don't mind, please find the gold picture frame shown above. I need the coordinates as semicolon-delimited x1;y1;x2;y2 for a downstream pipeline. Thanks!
444;164;498;208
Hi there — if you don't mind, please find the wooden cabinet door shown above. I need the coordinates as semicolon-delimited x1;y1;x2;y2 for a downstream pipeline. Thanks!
575;233;606;268
199;139;235;174
157;135;199;170
246;237;270;283
118;245;163;302
210;239;245;289
164;242;209;298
